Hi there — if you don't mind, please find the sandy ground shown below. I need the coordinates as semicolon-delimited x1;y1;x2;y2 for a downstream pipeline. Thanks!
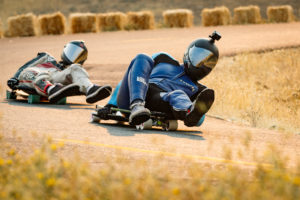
0;22;300;170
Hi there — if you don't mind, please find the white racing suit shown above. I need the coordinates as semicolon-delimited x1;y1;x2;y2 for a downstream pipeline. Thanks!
15;52;93;96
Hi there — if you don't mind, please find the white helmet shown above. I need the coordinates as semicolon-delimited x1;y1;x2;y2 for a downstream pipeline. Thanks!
61;40;88;65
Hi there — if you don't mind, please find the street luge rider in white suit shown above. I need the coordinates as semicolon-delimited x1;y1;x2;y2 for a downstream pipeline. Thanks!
7;40;112;103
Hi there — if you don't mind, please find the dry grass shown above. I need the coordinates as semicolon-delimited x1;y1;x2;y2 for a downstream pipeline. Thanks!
0;132;299;200
203;47;300;133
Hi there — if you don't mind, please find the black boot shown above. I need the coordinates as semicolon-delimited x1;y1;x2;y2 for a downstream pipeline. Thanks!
48;83;80;103
129;100;151;125
184;88;214;127
86;85;112;104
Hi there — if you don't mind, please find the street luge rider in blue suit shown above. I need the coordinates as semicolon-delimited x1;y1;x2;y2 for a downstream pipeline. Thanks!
99;31;221;127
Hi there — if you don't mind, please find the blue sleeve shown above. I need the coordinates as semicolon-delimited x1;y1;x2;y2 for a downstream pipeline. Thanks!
160;90;192;111
107;81;122;107
152;52;176;60
151;52;180;66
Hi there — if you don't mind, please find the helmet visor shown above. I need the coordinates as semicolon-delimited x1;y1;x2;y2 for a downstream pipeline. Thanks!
63;43;85;63
188;46;217;69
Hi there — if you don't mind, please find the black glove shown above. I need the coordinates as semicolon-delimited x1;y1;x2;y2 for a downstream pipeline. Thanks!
7;78;19;90
97;105;112;120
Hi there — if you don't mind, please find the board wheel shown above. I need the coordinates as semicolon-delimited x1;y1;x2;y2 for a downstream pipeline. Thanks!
28;94;40;104
90;112;101;123
163;120;178;131
135;124;143;130
6;90;17;100
143;119;153;130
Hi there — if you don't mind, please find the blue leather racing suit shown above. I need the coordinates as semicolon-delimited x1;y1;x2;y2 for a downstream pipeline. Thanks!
107;52;208;125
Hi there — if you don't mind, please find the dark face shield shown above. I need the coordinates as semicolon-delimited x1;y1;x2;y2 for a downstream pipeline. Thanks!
188;46;218;69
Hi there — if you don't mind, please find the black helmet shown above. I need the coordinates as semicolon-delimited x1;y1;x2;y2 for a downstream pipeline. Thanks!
61;40;88;65
183;31;221;81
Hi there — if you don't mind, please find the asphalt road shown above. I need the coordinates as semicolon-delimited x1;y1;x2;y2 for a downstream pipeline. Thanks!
1;22;300;170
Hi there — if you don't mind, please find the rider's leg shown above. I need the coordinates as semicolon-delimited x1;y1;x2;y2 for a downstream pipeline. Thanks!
117;54;154;125
51;64;112;103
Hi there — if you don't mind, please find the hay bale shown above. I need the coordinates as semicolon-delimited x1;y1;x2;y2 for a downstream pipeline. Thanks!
38;12;66;35
69;13;97;33
126;11;155;30
97;12;126;31
163;9;194;28
233;5;262;24
201;6;231;26
267;5;295;23
7;13;38;37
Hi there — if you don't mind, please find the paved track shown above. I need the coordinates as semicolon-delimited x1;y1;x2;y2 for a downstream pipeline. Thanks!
1;22;300;170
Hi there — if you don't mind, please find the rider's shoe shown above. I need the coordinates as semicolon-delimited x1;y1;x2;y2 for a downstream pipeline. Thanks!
86;85;112;104
129;100;151;125
184;88;215;127
48;83;80;103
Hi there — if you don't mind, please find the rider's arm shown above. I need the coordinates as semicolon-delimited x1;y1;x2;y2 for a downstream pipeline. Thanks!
151;52;180;67
12;52;51;79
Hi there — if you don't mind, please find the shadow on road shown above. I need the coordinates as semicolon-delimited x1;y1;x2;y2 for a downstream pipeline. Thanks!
91;121;205;141
3;99;94;111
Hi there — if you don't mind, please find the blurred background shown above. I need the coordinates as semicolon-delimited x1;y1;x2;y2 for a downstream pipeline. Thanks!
0;0;299;26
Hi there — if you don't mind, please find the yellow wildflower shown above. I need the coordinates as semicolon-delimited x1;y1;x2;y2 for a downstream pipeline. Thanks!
36;172;44;180
46;178;56;187
172;188;180;195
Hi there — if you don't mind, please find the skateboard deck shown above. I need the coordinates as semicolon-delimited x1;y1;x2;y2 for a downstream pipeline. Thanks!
91;105;178;131
6;89;66;105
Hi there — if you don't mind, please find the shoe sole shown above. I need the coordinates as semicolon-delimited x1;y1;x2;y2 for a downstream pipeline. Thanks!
185;88;214;127
49;84;80;103
86;85;112;104
194;88;215;114
129;110;151;125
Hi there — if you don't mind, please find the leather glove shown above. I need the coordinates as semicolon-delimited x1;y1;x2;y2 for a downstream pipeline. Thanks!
7;77;19;90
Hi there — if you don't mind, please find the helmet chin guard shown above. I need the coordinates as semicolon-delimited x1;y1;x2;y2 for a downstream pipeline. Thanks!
183;31;221;81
